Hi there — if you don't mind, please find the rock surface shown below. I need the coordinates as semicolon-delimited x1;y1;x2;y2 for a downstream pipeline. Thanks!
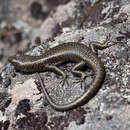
0;0;130;130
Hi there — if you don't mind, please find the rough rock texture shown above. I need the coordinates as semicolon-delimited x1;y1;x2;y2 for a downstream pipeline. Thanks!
0;0;130;130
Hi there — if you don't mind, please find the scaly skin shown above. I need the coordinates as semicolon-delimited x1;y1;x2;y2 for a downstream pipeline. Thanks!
8;42;106;111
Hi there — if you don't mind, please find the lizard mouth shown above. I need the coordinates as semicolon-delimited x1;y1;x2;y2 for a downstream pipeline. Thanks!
8;55;20;66
8;56;16;64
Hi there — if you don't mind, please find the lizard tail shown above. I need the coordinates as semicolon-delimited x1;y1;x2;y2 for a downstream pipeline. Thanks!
36;62;105;111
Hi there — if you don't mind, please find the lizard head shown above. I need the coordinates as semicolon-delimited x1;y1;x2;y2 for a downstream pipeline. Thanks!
8;54;45;73
8;55;21;67
8;54;34;73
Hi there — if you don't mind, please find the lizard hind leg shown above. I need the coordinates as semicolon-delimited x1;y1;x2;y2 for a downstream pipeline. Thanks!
72;61;93;91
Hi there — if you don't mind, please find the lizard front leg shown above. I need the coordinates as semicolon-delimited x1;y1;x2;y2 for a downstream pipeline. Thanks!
46;65;69;86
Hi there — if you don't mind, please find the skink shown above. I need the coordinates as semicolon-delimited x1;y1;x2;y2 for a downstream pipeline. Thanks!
8;42;114;111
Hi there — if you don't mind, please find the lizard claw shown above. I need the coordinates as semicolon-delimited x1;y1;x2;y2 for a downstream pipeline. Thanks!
59;75;69;86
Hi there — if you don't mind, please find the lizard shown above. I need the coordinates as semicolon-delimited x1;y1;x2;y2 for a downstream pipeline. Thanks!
8;40;117;111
